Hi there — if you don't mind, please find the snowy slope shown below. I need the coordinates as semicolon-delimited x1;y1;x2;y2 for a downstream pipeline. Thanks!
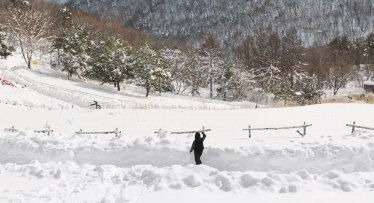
1;54;240;110
1;56;374;202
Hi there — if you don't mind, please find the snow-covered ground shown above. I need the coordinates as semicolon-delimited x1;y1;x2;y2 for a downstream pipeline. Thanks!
1;55;374;202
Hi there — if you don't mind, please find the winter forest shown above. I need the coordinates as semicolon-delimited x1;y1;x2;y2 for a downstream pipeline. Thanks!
1;0;374;106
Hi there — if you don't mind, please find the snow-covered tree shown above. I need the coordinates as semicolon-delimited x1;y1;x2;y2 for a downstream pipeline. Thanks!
90;37;134;91
183;52;205;96
325;38;355;95
200;34;224;98
0;26;14;59
52;7;73;67
54;24;92;79
216;63;234;101
254;65;281;94
7;1;53;68
160;48;187;94
294;75;325;106
279;28;307;90
227;68;256;100
135;44;172;97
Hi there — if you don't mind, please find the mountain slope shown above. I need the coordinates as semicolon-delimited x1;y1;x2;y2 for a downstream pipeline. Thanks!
64;0;374;56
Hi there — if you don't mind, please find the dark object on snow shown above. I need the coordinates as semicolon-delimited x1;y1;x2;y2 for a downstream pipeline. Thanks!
90;100;101;109
363;81;374;93
190;132;206;165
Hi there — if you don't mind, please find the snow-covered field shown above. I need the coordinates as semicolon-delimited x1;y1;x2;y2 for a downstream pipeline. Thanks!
1;55;374;202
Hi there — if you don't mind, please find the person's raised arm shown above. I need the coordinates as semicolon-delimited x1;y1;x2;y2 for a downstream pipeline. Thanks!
201;132;206;140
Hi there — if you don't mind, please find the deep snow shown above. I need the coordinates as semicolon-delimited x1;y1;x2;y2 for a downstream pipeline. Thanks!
1;55;374;202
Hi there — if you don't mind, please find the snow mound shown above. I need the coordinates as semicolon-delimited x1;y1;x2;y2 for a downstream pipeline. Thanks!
1;161;374;202
1;130;374;174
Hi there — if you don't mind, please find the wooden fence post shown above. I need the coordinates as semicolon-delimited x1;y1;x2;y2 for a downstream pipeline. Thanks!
303;121;306;136
248;125;251;138
115;128;119;137
352;121;356;133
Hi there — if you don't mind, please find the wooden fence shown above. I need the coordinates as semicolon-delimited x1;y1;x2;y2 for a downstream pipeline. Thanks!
346;121;374;133
243;122;312;138
75;128;121;137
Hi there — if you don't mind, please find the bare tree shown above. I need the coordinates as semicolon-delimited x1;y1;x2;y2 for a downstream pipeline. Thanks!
7;1;54;69
326;51;355;96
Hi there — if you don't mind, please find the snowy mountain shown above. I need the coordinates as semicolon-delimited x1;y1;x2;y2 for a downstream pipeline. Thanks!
62;0;374;56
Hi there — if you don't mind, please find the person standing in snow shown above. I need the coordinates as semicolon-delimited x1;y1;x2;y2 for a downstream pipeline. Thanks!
190;132;206;165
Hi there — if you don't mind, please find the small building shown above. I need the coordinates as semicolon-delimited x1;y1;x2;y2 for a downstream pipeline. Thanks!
363;81;374;93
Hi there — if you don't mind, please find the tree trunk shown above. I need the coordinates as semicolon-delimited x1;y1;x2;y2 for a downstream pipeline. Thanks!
57;49;60;66
146;88;149;97
67;71;70;80
27;60;31;69
117;80;120;91
159;79;161;95
114;81;116;87
210;77;213;98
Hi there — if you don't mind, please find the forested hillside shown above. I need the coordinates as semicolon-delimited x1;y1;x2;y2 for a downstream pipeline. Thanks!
65;0;374;56
2;0;374;106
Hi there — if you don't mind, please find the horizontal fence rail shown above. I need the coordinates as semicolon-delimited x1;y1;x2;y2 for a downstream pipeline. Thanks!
34;127;53;136
243;122;312;138
346;121;374;133
76;128;121;137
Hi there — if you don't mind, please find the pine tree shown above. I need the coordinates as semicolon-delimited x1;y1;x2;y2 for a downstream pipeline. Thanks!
161;48;188;94
200;34;224;98
227;67;256;100
365;33;374;65
52;7;73;67
134;44;171;97
183;52;205;97
0;27;14;59
216;63;234;101
55;24;92;79
90;37;134;91
294;75;325;106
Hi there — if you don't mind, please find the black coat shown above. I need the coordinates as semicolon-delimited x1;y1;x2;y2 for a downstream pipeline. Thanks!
190;132;206;153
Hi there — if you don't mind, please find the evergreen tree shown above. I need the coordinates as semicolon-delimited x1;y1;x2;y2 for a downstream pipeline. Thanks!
228;67;256;100
365;33;374;65
55;24;92;79
52;7;73;66
160;48;187;94
0;27;14;59
200;34;224;98
216;63;234;101
90;37;134;91
135;44;172;97
294;75;325;106
184;52;205;97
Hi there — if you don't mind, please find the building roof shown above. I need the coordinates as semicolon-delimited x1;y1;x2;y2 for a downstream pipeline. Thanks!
363;81;374;85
